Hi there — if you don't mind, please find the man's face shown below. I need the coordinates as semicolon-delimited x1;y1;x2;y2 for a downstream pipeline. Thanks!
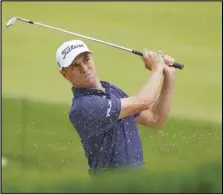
60;52;98;88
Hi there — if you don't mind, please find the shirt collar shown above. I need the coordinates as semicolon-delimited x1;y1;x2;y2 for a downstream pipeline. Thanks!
72;81;111;98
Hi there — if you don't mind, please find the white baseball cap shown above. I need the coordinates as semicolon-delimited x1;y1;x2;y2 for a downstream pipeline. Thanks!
56;40;93;70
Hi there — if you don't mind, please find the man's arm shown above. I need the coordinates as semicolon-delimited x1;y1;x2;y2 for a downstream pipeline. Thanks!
118;71;163;119
118;50;165;120
136;68;176;128
136;54;177;128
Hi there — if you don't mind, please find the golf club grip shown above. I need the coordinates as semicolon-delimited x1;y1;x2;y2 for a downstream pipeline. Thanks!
132;50;184;70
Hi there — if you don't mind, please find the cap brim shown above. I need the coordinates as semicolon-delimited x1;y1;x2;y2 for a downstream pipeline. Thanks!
61;48;94;69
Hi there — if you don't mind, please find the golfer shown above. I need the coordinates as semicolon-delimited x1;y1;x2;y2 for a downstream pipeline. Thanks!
56;40;176;174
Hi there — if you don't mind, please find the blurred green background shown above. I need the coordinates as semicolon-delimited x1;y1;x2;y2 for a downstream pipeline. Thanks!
2;2;222;193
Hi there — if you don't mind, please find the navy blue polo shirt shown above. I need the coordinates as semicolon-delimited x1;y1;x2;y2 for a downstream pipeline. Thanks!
69;81;143;173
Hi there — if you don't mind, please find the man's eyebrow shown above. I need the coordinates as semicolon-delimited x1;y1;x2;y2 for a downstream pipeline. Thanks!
71;60;78;65
83;54;89;58
71;54;90;65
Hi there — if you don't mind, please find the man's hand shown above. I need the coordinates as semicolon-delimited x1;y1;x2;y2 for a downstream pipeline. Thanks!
158;51;177;80
142;49;165;73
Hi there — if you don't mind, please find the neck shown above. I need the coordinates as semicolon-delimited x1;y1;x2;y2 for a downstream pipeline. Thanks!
95;79;105;92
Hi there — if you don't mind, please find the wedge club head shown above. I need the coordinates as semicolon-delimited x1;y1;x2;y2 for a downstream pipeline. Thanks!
6;17;18;27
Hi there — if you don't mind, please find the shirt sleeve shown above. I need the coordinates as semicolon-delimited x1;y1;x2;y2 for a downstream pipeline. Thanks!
69;95;121;135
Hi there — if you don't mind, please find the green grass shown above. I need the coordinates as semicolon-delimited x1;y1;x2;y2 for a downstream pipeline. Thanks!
2;2;222;193
2;97;222;192
35;162;222;193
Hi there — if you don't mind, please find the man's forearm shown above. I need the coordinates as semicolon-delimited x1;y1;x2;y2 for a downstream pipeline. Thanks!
118;70;164;120
151;72;176;126
136;71;163;108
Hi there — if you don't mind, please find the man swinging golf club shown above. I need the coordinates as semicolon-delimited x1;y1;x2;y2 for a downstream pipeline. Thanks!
5;16;180;174
56;39;176;174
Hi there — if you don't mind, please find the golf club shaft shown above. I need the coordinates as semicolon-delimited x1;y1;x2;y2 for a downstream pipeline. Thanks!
15;17;184;69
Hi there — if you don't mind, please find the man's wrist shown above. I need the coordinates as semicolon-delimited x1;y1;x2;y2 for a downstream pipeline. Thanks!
151;67;164;74
163;67;170;77
163;68;176;81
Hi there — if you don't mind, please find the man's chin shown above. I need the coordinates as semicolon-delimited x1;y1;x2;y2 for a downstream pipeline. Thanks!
73;74;99;88
84;77;97;88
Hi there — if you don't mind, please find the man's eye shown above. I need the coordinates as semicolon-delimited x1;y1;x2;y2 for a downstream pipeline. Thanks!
72;63;78;68
85;57;90;62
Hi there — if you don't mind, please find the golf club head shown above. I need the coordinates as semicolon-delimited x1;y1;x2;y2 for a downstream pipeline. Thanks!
6;17;18;28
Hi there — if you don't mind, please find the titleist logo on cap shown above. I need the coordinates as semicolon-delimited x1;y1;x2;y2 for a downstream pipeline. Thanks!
62;44;84;59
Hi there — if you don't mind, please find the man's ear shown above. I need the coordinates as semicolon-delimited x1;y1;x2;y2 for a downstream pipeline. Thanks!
60;69;69;80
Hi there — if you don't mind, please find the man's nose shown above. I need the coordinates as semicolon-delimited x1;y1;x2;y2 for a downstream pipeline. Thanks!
80;63;89;74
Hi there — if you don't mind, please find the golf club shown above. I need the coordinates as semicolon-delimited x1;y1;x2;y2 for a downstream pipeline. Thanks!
6;16;184;70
